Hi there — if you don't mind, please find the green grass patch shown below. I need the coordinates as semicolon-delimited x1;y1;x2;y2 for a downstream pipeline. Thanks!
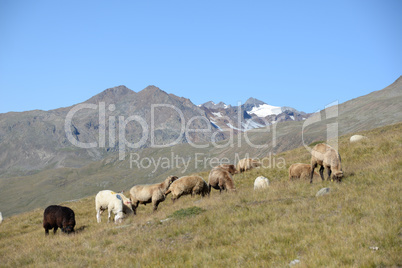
169;206;206;219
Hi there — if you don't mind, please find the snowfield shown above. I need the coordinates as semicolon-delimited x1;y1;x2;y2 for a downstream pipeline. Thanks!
247;104;282;117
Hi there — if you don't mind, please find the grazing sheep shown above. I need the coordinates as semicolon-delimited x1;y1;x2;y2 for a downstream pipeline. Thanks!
310;143;343;183
0;212;3;224
130;175;178;215
254;176;269;190
95;190;132;223
215;164;238;175
208;167;236;193
289;163;320;181
350;135;367;143
236;158;261;173
165;175;209;202
43;205;76;235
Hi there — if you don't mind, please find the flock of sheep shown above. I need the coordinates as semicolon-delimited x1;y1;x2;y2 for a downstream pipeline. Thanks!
37;140;351;235
0;138;356;232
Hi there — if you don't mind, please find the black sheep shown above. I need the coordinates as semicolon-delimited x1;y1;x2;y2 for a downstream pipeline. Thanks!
43;205;76;235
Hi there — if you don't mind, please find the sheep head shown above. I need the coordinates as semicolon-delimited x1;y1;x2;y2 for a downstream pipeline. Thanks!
167;175;178;185
217;164;238;175
228;165;238;175
334;170;344;182
62;225;75;234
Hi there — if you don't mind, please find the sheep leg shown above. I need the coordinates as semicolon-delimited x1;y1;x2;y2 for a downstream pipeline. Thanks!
53;227;58;234
208;185;211;196
310;163;317;184
96;210;101;223
153;201;160;212
327;168;332;181
45;228;49;235
319;166;325;181
132;201;139;216
108;209;111;223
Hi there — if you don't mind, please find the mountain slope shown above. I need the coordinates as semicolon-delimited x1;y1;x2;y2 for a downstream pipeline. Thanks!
0;84;309;177
0;85;226;176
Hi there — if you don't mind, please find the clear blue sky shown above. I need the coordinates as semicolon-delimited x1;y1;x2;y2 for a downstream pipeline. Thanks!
0;0;401;114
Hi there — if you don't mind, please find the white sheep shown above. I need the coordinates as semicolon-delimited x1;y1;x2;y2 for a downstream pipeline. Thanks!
130;175;178;215
95;190;132;223
254;176;269;190
350;135;367;143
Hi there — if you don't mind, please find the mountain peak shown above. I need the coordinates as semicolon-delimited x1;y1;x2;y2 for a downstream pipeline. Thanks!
143;85;162;92
201;101;230;109
244;97;265;106
138;85;169;99
86;85;135;104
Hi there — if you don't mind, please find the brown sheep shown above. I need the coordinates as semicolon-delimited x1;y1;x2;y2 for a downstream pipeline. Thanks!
130;175;178;215
236;158;261;173
289;163;320;181
215;164;238;175
310;143;343;183
43;205;76;235
208;167;236;193
165;175;209;202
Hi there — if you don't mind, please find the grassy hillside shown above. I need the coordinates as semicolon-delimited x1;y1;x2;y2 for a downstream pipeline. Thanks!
0;123;401;267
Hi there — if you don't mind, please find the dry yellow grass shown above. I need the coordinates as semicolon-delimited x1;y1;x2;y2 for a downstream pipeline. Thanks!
0;123;401;267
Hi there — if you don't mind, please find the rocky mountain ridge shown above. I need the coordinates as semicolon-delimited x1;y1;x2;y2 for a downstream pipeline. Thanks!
199;97;308;132
1;84;307;176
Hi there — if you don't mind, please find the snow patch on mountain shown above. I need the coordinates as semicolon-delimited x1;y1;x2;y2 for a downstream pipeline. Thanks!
212;112;223;118
242;120;265;130
247;104;282;117
226;123;242;131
